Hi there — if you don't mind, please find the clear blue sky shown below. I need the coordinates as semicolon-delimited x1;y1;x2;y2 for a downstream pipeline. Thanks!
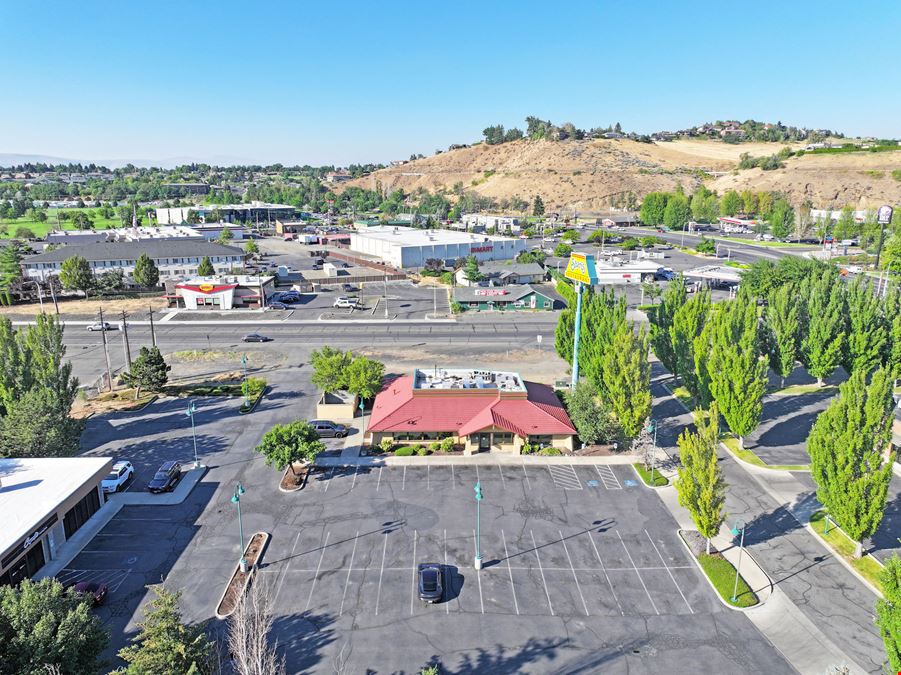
2;0;898;166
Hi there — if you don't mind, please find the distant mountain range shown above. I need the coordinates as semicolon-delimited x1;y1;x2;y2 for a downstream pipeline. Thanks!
0;153;251;169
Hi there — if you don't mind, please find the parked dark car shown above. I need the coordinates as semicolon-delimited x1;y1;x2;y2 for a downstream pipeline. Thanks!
147;460;182;493
417;563;443;603
342;283;356;292
73;581;108;605
242;333;272;342
268;301;288;310
309;420;348;438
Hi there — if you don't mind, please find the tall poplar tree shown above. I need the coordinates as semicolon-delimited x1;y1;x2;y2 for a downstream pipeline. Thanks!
843;276;887;375
600;321;651;440
876;555;901;672
675;403;726;554
765;283;801;387
807;367;896;557
649;274;686;376
581;288;627;399
707;297;767;449
884;286;901;377
802;271;845;385
670;289;710;401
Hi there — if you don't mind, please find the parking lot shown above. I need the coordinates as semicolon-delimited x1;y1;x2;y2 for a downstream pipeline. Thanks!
259;463;792;674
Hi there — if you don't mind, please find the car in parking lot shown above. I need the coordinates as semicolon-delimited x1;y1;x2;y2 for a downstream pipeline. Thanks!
342;283;356;292
655;268;677;281
309;420;348;438
73;581;108;606
101;461;134;494
417;563;443;603
86;322;113;332
147;460;182;493
268;301;288;310
242;333;272;342
333;296;360;308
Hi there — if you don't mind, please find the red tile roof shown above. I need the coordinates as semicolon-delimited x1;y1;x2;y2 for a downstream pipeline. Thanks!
367;376;576;437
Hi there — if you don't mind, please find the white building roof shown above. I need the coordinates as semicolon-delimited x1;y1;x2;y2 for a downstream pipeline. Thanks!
595;259;662;274
683;265;742;283
0;457;111;555
353;226;518;247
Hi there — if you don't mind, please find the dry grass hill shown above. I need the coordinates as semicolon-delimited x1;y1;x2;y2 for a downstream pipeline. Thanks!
341;138;901;211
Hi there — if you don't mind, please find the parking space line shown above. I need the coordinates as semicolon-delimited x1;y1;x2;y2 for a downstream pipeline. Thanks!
617;531;659;615
444;529;449;614
530;530;554;616
521;462;531;489
402;466;407;491
110;569;130;593
473;529;484;614
410;530;417;615
427;464;430;491
351;466;359;490
595;465;622;489
304;532;330;612
547;464;582;489
560;529;590;616
501;530;519;615
451;463;456;488
586;531;623;615
375;534;388;616
497;464;506;488
275;531;302;606
339;531;359;616
645;530;693;614
376;466;382;492
322;468;334;493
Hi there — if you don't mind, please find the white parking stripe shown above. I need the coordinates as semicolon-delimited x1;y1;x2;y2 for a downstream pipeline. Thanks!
548;464;582;489
376;466;382;492
402;465;407;491
427;464;430;491
375;534;388;616
322;468;334;493
501;529;519;615
451;463;456;488
617;531;658;615
521;462;531;489
530;530;554;616
351;466;359;490
595;465;622;489
274;531;302;606
497;464;506;488
560;530;589;616
444;529;449;614
645;530;693;614
473;529;484;614
304;532;330;611
586;531;623;615
339;531;359;616
410;530;417;615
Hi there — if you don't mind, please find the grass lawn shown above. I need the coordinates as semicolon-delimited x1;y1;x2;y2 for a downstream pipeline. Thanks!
809;511;884;593
0;208;126;238
697;552;758;608
769;383;838;395
720;435;809;471
708;236;813;249
670;385;696;409
723;260;751;269
632;463;669;487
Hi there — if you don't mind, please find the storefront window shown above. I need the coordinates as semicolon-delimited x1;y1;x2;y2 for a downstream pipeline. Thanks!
63;489;101;540
493;432;514;445
529;435;553;447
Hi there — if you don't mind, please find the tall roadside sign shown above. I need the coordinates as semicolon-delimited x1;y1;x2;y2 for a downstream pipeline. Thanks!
564;252;598;388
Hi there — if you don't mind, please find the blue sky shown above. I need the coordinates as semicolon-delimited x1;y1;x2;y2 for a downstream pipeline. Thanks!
2;0;898;166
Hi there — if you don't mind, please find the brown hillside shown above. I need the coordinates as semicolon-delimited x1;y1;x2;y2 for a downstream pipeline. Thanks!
341;138;901;211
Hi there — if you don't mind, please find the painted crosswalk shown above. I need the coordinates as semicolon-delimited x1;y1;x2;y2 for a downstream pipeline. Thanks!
547;464;582;489
595;465;622;489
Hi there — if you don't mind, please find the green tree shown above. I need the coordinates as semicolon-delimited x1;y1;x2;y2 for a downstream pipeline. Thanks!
71;212;93;230
764;284;801;387
96;269;125;293
0;577;108;675
0;244;23;305
600;321;651;440
59;255;94;297
561;229;580;243
719;190;741;217
14;226;36;239
132;253;160;288
462;256;482;283
706;297;767;449
768;198;795;239
244;238;259;255
23;313;79;410
118;586;216;675
843;276;887;375
884;286;901;377
807;367;895;557
740;190;757;215
123;346;170;398
670;289;710;400
553;242;572;257
217;227;234;244
833;205;858;242
876;554;901;672
663;192;691;231
639;192;667;225
0;387;83;458
675;403;726;554
196;256;215;276
579;287;627;400
344;355;385;400
564;379;620;445
882;233;901;273
756;191;774;219
310;346;352;392
695;237;716;255
532;195;545;217
649;274;686;375
801;272;845;385
254;420;325;476
554;304;576;364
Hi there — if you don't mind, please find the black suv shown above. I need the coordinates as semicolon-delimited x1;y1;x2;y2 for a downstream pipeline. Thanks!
148;461;182;493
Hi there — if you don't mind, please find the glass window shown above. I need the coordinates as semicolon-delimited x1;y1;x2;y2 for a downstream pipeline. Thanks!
63;489;101;540
493;432;514;445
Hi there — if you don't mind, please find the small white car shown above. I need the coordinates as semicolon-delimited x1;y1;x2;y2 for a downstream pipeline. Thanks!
102;461;134;494
87;322;113;332
333;297;360;308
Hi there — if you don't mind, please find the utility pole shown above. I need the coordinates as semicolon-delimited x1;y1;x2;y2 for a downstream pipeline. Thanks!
120;310;132;368
148;305;156;347
384;272;388;319
49;277;59;315
98;307;113;392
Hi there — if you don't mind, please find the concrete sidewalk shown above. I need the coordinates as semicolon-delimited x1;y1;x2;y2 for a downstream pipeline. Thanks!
317;452;643;467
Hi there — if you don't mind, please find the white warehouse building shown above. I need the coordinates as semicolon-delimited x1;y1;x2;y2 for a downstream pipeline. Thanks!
349;226;527;269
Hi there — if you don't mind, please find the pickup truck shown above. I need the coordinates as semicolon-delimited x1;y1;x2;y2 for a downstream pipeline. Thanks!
333;297;360;309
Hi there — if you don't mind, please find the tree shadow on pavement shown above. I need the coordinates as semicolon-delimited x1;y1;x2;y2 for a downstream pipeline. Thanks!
741;503;804;547
272;611;338;674
421;636;573;674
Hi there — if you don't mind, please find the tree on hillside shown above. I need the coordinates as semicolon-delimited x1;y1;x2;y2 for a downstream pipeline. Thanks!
345;355;385;401
801;272;845;385
663;193;691;231
706;297;767;449
483;125;506;145
600;321;651;440
564;380;621;445
876;554;901;672
59;255;94;297
639;192;667;226
807;367;895;557
310;346;352;392
670;289;710;401
649;274;686;375
118;586;216;675
532;195;545;217
765;284;801;387
675;403;726;554
133;253;160;288
124;347;170;399
843;276;888;375
197;256;215;276
0;578;108;675
719;190;741;217
254;420;325;477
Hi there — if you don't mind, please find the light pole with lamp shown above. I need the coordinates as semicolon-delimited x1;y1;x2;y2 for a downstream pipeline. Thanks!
474;482;483;570
730;519;746;604
185;401;199;468
645;419;658;483
232;483;248;573
241;353;249;408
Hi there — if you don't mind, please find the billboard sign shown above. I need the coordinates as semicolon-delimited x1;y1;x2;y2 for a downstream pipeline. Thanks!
877;205;894;225
564;252;598;285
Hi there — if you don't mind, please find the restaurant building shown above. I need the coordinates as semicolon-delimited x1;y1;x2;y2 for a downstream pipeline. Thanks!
165;274;275;310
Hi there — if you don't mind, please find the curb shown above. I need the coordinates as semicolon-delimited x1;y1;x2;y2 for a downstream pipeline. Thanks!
239;386;268;414
630;463;670;490
676;529;765;612
278;464;309;493
804;519;884;599
117;394;159;414
215;531;271;619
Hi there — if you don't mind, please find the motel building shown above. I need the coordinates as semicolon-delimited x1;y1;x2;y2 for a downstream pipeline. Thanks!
165;275;275;310
365;368;577;454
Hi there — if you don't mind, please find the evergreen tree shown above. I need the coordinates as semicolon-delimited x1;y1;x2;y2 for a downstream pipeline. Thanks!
706;297;767;449
462;256;482;283
532;195;545;217
801;271;845;385
649;274;686;375
670;289;710;400
764;284;801;387
876;554;901;672
600;321;651;440
580;287;626;400
132;253;160;288
124;346;170;398
564;380;621;445
675;403;726;554
217;226;234;244
244;238;259;255
196;256;215;276
844;276;887;375
807;367;895;557
0;244;23;305
59;255;94;297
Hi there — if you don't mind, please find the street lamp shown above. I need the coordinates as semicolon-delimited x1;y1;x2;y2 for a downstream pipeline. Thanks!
645;419;658;483
730;519;746;604
185;401;199;468
241;353;249;407
474;482;483;570
231;483;248;573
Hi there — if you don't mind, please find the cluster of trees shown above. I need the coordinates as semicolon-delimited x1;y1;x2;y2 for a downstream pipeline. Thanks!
58;252;162;297
736;147;792;171
0;314;81;458
310;347;385;400
554;283;651;445
694;119;842;143
478;118;629;144
482;125;524;145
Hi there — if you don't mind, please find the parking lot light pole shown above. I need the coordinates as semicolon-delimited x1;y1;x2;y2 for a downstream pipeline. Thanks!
241;353;249;407
730;520;746;604
474;482;483;570
645;419;658;483
186;401;199;468
232;483;248;573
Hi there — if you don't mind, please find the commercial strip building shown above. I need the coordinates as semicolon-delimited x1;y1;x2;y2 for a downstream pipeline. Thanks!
454;261;546;287
453;284;562;312
0;457;112;586
594;259;661;284
165;274;275;309
349;226;527;269
155;202;295;225
22;240;246;281
365;369;577;454
46;225;205;246
460;213;522;233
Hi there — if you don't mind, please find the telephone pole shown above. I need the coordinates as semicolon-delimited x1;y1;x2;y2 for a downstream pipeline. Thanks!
98;307;113;392
120;310;132;368
148;305;156;347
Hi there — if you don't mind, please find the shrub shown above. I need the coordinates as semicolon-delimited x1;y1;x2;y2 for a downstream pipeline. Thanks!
429;441;441;453
620;238;638;250
380;437;395;453
440;436;456;453
395;446;415;457
243;376;267;399
695;238;716;255
538;447;563;456
440;271;454;285
451;301;464;314
416;446;429;456
521;442;536;455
